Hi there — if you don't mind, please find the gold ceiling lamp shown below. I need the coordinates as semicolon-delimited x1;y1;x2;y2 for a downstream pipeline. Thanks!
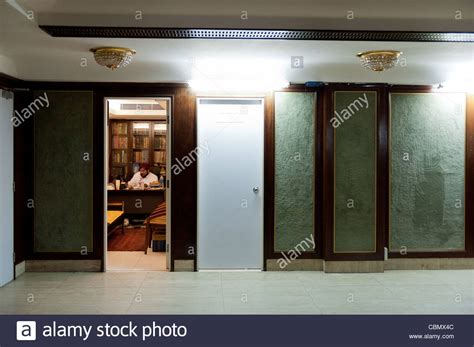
90;47;136;70
356;50;402;72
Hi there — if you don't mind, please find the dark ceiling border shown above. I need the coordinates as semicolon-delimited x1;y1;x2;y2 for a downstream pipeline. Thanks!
39;26;474;42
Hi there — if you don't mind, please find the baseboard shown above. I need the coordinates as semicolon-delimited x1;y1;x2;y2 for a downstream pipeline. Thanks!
22;258;473;273
324;260;385;273
15;261;26;278
385;258;474;270
174;259;194;272
266;259;323;271
25;260;101;272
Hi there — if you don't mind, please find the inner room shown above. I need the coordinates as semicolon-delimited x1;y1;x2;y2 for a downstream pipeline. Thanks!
106;98;170;271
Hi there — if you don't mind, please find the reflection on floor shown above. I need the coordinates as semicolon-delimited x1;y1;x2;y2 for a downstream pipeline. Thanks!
0;270;472;314
107;251;166;271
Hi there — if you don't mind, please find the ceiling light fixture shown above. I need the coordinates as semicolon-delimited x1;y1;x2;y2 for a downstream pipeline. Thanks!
90;47;136;70
356;50;402;72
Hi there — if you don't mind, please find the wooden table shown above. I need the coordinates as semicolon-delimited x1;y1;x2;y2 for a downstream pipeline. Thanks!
108;189;165;214
107;210;125;236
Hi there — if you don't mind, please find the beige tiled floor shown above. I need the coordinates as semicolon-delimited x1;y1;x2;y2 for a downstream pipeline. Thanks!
0;270;472;314
107;251;166;271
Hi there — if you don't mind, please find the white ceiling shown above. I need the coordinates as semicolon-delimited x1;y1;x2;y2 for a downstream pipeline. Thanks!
0;0;473;85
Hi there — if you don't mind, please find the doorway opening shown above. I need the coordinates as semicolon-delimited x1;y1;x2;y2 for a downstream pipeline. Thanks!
104;97;171;272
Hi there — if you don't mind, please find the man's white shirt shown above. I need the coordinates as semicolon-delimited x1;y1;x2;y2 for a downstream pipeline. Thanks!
128;171;159;188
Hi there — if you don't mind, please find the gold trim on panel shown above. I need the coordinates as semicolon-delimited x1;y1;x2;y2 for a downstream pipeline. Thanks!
273;91;317;253
388;92;467;253
333;90;378;253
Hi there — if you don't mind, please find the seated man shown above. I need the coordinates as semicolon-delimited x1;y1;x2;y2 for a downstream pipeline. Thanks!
127;163;159;189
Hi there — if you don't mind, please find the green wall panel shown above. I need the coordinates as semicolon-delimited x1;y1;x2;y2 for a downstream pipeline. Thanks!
274;92;315;251
34;91;93;252
390;93;465;252
334;91;377;252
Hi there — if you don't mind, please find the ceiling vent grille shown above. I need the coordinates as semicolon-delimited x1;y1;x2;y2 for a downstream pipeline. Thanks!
39;26;474;42
120;103;164;111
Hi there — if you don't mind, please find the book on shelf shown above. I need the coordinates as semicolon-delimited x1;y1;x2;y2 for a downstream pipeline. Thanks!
112;122;128;135
154;150;166;164
133;135;150;148
134;150;150;163
154;136;166;149
112;149;127;164
112;135;128;149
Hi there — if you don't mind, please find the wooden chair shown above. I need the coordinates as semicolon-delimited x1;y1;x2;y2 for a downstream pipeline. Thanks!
107;201;125;237
144;202;166;254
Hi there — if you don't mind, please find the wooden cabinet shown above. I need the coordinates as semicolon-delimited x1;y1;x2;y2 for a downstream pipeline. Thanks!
109;120;167;181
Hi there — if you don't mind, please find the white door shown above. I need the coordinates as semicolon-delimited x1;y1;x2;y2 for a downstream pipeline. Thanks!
197;98;264;270
0;90;14;286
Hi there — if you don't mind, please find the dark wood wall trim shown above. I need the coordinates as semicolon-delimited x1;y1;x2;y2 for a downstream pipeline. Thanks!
39;26;474;42
315;89;325;259
13;91;33;267
1;73;29;269
263;92;275;266
323;85;386;261
387;88;474;259
0;73;23;89
264;87;324;261
466;94;474;257
9;78;474;270
12;82;197;271
324;84;474;260
171;88;197;271
377;87;389;261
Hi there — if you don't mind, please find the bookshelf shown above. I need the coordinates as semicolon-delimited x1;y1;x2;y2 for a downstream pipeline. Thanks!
109;120;167;181
154;123;167;167
132;122;150;165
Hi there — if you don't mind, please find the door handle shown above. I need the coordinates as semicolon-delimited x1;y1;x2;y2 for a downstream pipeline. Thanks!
253;187;259;193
